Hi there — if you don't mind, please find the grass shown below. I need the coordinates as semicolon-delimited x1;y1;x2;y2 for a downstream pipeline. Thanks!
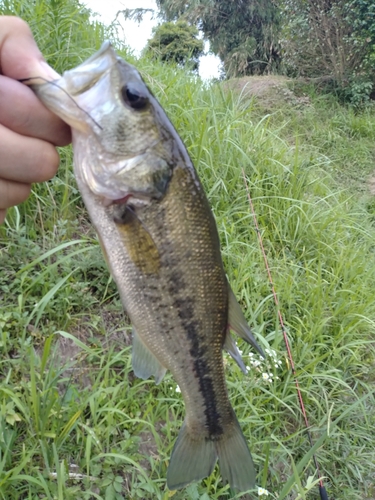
1;0;375;498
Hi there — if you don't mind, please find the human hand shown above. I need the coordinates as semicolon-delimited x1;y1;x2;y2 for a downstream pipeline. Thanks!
0;16;71;224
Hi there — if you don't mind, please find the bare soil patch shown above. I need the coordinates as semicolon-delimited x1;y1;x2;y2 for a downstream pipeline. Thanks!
225;75;290;96
222;75;311;109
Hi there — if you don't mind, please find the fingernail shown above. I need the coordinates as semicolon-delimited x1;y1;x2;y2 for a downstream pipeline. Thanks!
37;60;61;80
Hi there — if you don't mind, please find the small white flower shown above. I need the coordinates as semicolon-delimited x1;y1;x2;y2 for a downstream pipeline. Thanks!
246;366;251;371
175;386;181;393
258;486;269;496
251;360;262;368
266;348;278;359
262;372;273;382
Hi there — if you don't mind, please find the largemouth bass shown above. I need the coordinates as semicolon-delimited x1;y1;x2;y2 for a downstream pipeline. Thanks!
30;42;264;493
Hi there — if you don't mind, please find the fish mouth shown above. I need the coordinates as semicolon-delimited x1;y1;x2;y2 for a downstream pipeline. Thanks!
30;41;118;132
101;193;154;208
62;41;117;98
33;42;171;207
102;194;133;207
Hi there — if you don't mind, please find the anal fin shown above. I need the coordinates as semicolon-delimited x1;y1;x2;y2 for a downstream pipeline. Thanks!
228;285;265;358
132;327;167;384
224;333;248;374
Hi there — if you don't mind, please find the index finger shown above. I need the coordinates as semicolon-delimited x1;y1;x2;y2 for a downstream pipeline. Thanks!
0;16;71;145
0;16;58;80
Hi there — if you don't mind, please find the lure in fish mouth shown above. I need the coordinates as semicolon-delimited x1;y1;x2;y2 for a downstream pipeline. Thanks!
30;42;265;494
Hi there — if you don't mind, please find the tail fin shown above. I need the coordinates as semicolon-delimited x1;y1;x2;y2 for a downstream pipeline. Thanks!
166;422;217;490
216;418;257;493
166;419;256;493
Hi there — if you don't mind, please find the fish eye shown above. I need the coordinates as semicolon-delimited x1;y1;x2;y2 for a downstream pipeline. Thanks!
121;83;149;111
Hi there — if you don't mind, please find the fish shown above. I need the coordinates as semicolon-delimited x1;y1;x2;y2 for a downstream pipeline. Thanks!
30;42;265;493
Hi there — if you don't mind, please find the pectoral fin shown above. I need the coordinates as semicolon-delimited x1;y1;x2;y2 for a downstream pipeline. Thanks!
114;206;160;275
228;285;265;358
132;327;167;384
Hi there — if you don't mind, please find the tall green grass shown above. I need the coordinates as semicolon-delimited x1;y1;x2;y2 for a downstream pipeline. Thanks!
1;1;375;498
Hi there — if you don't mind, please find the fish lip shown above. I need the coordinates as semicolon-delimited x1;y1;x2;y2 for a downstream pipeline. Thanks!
101;192;154;208
102;194;133;207
69;40;115;83
81;40;112;65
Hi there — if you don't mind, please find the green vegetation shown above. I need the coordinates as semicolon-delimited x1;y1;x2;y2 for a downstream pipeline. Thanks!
146;20;204;72
154;0;281;77
128;0;375;103
280;0;375;105
1;1;375;499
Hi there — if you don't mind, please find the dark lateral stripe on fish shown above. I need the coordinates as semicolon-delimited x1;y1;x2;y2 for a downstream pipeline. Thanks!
192;358;224;438
167;269;185;295
173;295;224;438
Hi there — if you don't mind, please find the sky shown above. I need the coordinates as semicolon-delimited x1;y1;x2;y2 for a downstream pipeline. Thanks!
83;0;222;80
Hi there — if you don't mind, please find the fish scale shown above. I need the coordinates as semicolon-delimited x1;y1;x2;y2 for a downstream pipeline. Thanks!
87;161;231;438
30;41;265;494
123;166;231;436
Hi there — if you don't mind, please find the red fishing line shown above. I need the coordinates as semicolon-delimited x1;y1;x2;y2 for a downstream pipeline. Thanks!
242;169;328;500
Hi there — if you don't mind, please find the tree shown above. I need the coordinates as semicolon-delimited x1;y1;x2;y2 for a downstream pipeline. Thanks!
124;1;282;78
146;20;204;71
157;0;281;77
280;0;375;104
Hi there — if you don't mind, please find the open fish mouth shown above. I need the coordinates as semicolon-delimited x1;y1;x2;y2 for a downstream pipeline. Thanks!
32;42;173;205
